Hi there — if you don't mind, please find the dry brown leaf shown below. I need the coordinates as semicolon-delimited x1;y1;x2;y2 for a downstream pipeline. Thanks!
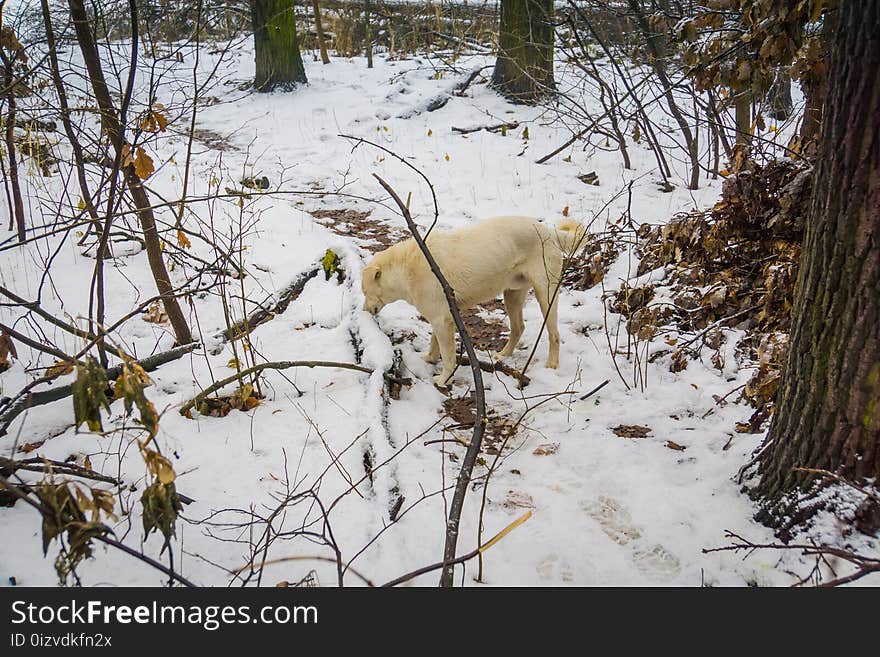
142;300;168;324
532;442;560;456
19;440;45;454
133;147;155;179
44;360;74;379
0;330;17;368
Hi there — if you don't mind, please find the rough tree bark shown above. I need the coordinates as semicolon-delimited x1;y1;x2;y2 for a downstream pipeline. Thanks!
252;0;307;91
491;0;554;103
364;0;373;69
755;0;879;524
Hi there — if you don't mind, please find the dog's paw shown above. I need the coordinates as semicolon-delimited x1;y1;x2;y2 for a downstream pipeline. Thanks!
545;358;559;369
433;373;453;387
423;351;440;364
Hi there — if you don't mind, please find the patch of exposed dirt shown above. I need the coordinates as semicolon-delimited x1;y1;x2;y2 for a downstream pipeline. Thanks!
461;306;507;352
309;207;407;253
612;424;652;438
442;391;518;456
188;127;235;152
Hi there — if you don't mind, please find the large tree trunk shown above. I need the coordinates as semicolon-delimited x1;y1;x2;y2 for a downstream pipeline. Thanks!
252;0;307;91
491;0;554;103
755;1;880;524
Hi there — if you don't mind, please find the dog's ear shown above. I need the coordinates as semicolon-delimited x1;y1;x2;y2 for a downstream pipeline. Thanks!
363;265;382;282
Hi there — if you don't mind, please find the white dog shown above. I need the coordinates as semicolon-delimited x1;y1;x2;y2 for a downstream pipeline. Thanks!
362;215;585;386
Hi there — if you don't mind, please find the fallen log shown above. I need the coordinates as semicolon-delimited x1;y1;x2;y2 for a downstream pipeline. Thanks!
218;267;320;343
0;341;200;436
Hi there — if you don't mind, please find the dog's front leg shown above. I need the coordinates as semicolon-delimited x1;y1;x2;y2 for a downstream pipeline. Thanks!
424;332;440;363
431;315;457;386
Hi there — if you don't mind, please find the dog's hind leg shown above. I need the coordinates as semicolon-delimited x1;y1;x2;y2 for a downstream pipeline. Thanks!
532;283;560;369
496;287;528;358
431;314;457;386
424;333;440;363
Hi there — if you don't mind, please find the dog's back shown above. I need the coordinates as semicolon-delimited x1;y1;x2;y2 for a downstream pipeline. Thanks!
412;216;579;306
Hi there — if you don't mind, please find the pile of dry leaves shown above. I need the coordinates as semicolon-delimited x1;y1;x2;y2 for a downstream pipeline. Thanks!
605;159;812;431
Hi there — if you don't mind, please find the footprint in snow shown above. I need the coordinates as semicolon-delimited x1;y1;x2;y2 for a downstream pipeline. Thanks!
632;544;681;580
581;496;641;545
581;496;681;582
536;554;574;583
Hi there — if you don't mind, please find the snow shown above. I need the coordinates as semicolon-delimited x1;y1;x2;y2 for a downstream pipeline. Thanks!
1;35;877;588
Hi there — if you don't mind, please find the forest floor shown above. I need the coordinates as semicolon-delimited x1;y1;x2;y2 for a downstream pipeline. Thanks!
1;41;877;587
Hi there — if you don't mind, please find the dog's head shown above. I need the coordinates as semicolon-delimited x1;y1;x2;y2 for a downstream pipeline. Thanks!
361;264;387;315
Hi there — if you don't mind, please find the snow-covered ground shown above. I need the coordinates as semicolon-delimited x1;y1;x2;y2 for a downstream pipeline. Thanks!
1;37;876;587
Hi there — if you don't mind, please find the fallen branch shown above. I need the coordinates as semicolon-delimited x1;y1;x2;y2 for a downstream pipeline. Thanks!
0;341;200;436
452;64;492;96
0;321;74;364
179;360;412;417
0;284;128;360
451;121;519;136
703;530;880;587
579;379;610;401
457;355;530;387
0;456;121;486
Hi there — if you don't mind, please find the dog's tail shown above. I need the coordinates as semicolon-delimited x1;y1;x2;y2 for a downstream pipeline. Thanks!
554;219;587;255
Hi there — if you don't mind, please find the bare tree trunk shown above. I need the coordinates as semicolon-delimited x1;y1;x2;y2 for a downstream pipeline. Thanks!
68;0;193;346
768;67;793;121
799;20;831;152
492;0;555;103
312;0;330;64
40;0;105;244
755;0;879;528
734;89;752;149
364;0;373;68
252;0;307;91
626;0;700;189
2;55;26;242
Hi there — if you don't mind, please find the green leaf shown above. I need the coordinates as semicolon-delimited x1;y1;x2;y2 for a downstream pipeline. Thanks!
72;357;111;433
322;248;340;281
